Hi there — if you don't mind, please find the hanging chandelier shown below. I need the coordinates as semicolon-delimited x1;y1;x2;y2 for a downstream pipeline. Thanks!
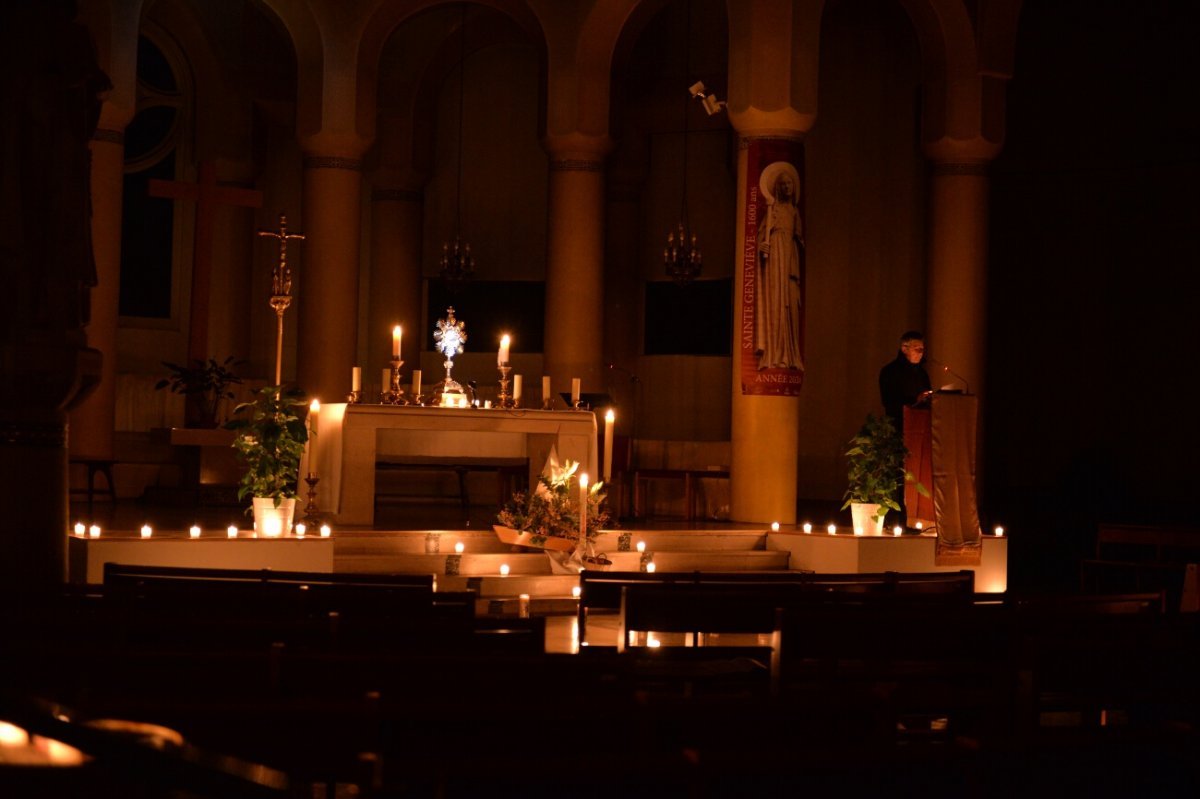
440;4;475;290
664;0;702;285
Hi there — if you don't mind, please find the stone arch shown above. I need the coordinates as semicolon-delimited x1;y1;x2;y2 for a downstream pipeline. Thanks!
255;0;324;144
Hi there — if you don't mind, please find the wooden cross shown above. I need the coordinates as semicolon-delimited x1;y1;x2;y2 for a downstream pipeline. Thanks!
257;214;306;384
148;162;263;366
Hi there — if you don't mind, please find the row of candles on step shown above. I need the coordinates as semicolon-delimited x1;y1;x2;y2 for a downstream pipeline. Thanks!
71;523;332;539
430;537;657;575
767;521;1006;537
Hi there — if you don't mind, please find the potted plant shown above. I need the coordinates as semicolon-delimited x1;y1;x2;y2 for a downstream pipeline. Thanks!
841;413;927;535
496;459;611;568
155;357;244;428
224;385;309;537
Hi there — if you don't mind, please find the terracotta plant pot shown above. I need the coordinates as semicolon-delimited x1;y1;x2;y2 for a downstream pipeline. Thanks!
493;525;576;552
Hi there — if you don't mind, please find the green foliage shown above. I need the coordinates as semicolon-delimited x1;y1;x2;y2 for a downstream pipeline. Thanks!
841;413;927;521
497;459;610;544
224;385;309;505
155;357;244;426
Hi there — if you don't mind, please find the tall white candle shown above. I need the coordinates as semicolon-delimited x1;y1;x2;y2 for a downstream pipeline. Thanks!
579;473;589;541
392;325;402;358
498;334;510;366
513;374;522;402
542;375;551;403
412;369;422;397
351;366;361;392
571;378;581;405
603;408;615;483
381;368;391;393
309;399;320;436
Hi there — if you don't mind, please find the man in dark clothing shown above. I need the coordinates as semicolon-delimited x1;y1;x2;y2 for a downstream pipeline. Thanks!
879;330;932;431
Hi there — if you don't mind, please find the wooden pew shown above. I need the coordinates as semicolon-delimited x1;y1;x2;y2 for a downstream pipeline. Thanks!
1081;523;1200;609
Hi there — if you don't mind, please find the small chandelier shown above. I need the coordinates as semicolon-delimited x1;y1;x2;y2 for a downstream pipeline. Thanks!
664;0;702;285
440;4;475;290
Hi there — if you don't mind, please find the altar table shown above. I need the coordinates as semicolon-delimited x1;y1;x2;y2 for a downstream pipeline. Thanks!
302;404;598;526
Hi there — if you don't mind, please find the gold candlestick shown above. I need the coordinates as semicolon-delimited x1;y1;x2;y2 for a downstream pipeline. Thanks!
302;472;323;525
497;365;514;408
381;358;406;405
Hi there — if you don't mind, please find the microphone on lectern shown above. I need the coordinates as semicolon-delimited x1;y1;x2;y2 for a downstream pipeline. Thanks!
930;360;971;394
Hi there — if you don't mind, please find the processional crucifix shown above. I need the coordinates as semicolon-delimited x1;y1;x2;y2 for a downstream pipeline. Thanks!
257;214;305;384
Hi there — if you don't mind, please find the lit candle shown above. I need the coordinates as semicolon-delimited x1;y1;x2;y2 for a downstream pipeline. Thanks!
295;523;306;538
500;563;510;577
802;522;812;534
571;377;581;405
498;334;510;366
771;521;780;532
854;526;864;536
309;399;320;437
518;593;530;618
140;525;152;539
994;526;1005;537
411;369;421;397
455;541;465;554
227;525;238;539
636;540;646;553
647;633;660;648
351;366;361;393
513;375;522;403
915;521;924;531
319;524;331;538
189;525;201;539
646;561;656;573
88;525;100;539
603;408;615;483
579;473;589;541
73;522;85;537
893;526;903;536
572;585;581;599
542;375;551;404
827;524;836;535
392;325;402;358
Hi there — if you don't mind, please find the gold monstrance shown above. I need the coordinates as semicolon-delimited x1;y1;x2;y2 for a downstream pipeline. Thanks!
433;307;467;407
257;214;305;384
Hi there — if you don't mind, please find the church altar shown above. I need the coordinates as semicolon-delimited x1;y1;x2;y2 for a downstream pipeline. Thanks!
302;404;598;526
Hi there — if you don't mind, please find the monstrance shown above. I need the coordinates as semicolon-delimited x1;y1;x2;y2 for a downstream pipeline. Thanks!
433;307;467;407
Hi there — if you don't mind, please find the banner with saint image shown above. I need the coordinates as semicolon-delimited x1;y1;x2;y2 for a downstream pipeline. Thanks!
739;138;805;396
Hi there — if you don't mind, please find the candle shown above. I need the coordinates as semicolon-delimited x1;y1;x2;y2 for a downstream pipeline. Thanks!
140;524;152;539
518;593;530;618
190;525;201;539
513;374;522;403
827;524;836;535
498;334;510;366
309;399;320;437
295;523;306;538
351;366;361;392
73;522;85;536
770;521;780;532
500;563;510;577
636;540;646;553
88;525;100;538
412;369;422;397
381;368;391;393
542;375;551;404
572;585;581;599
319;524;331;538
915;521;924;531
571;378;581;405
392;325;402;358
579;473;589;541
995;526;1005;537
646;562;656;574
603;409;615;483
803;523;812;534
854;526;864;536
227;525;237;539
893;526;903;536
455;541;465;554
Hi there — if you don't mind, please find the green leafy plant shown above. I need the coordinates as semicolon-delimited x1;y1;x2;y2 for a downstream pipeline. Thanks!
841;413;928;522
224;385;309;507
497;459;610;546
155;357;244;427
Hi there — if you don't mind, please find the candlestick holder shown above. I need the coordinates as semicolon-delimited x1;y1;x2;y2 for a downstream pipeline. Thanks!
381;358;406;405
302;473;323;526
496;365;514;409
346;390;362;404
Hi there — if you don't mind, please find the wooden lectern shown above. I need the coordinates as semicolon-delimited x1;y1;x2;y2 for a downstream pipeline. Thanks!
905;393;982;565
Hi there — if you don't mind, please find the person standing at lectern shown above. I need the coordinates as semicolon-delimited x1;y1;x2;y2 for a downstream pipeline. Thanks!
879;331;932;433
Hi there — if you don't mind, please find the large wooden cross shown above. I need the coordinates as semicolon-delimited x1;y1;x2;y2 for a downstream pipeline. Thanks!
149;161;263;365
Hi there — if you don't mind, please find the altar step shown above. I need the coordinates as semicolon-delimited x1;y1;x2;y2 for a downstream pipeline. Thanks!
334;549;791;577
333;528;772;557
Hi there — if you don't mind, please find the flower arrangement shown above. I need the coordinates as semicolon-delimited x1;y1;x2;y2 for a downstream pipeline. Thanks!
497;459;610;547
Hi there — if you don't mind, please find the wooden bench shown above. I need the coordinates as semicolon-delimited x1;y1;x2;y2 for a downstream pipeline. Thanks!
375;455;528;511
1080;523;1200;608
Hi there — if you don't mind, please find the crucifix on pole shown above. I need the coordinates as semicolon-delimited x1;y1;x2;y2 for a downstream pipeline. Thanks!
257;214;305;385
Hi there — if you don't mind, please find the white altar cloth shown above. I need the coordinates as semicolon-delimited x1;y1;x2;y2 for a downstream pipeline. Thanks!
302;404;598;526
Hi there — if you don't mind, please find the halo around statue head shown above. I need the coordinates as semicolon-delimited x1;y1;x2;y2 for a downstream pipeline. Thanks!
759;160;801;203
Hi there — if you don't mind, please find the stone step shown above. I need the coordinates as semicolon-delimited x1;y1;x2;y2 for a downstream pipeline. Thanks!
335;551;645;576
645;550;791;572
335;528;773;556
593;530;767;553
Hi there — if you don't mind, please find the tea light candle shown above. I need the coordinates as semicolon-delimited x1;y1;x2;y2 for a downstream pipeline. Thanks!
994;526;1005;537
827;524;836;535
455;541;465;554
412;369;422;397
189;525;201;539
319;524;331;538
771;521;780;532
227;525;237;538
572;585;581;599
513;374;522;403
803;522;812;534
73;522;85;537
646;561;656;573
351;366;361;393
542;375;551;403
854;526;864;536
140;524;152;539
498;334;510;366
571;377;581;405
603;409;615;483
915;521;924;531
392;325;402;358
88;525;100;539
579;473;589;541
636;540;646;553
295;523;306;538
500;563;510;577
893;526;903;536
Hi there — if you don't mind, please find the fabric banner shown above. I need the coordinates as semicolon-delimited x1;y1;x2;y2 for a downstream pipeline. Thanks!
931;393;982;566
739;138;806;396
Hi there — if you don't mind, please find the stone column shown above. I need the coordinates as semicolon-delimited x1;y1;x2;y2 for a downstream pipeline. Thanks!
543;137;609;399
298;155;364;403
67;128;125;461
924;159;991;401
368;186;423;385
